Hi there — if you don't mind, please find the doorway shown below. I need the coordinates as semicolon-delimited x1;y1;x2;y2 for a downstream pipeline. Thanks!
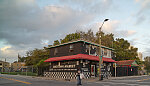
91;65;95;77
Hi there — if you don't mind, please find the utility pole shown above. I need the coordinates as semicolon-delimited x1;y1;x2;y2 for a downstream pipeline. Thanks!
99;19;109;81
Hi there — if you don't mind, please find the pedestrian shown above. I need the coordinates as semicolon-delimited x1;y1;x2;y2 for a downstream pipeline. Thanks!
77;70;85;86
77;70;82;86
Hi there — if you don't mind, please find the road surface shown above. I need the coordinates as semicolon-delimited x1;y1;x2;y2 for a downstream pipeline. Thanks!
0;74;150;86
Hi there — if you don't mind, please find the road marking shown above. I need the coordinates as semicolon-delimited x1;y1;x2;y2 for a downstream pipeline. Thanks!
0;76;32;84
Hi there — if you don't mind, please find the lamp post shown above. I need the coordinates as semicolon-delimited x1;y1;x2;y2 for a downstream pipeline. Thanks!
99;19;109;81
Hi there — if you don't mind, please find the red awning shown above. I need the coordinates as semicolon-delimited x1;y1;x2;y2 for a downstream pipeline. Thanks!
44;54;115;62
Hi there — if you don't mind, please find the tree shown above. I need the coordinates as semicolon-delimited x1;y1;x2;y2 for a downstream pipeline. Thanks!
18;56;26;62
95;31;114;48
53;40;60;46
60;32;81;43
52;29;138;61
144;56;150;74
113;38;138;61
25;48;49;67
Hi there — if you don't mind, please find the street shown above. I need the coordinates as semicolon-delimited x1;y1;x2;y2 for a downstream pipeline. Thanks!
0;74;150;86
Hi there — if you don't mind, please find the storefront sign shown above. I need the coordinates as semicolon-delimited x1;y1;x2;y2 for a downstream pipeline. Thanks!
49;68;77;71
53;65;76;68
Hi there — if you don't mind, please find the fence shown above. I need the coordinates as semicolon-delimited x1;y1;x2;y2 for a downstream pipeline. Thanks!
0;66;38;76
112;66;138;77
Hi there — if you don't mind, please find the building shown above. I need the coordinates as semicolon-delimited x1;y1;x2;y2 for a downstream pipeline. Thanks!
113;60;138;77
138;52;143;61
44;40;115;79
0;60;10;72
11;62;26;72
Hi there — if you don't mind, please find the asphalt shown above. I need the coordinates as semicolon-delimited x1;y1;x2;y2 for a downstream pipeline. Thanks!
0;74;150;86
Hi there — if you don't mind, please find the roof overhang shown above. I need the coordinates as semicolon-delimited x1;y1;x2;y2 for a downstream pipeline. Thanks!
44;54;116;63
47;40;114;50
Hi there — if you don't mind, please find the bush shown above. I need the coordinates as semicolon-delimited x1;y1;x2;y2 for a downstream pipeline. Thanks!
0;72;37;76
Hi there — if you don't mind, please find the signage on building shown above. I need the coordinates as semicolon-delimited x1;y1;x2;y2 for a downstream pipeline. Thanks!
53;65;76;68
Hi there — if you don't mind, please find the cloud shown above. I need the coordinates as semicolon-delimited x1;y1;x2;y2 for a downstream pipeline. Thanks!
0;46;11;52
127;30;137;36
135;15;146;25
87;20;119;33
87;20;137;38
0;0;95;62
143;47;150;57
102;20;120;33
135;0;150;25
59;0;113;14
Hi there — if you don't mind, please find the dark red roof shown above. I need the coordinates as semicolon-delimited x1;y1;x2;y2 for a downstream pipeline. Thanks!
44;54;115;62
116;60;138;66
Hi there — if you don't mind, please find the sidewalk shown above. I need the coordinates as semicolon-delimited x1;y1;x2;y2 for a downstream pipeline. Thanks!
82;75;149;82
32;75;148;82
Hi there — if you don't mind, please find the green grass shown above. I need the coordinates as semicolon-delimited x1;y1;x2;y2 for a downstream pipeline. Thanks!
0;72;37;76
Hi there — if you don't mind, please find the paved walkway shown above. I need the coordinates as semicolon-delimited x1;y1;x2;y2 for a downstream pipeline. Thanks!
32;75;148;82
82;75;148;82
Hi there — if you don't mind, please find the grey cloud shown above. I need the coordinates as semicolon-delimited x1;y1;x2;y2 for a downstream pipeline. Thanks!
114;30;137;38
59;0;113;14
143;47;150;57
135;15;146;25
135;0;150;25
0;0;94;61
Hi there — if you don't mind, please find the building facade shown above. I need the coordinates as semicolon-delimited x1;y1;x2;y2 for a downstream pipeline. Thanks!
113;60;138;77
0;60;10;72
11;62;26;72
44;40;115;79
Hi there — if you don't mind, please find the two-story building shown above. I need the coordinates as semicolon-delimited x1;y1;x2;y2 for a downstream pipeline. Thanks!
44;40;115;79
11;62;26;72
0;60;10;72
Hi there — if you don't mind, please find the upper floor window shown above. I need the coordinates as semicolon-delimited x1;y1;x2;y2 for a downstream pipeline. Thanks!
108;50;111;57
69;45;74;52
86;45;89;52
54;48;58;55
104;49;107;56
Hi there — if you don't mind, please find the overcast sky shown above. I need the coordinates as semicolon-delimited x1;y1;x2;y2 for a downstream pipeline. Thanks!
0;0;150;63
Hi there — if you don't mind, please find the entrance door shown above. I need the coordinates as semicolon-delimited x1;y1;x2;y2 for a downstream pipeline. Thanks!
91;65;95;77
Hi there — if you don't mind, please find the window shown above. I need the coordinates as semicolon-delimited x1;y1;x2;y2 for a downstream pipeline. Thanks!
85;45;89;52
54;48;58;55
86;45;89;49
69;45;74;52
107;50;111;57
104;49;107;56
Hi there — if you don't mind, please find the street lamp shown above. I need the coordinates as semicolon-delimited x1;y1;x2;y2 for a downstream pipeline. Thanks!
99;19;109;81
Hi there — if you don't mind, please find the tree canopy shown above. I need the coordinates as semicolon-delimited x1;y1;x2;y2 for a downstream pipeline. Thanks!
52;29;138;61
144;56;150;73
25;48;49;67
24;29;139;67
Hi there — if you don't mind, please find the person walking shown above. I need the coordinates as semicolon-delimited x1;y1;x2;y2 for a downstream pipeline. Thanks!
77;70;85;86
77;70;82;86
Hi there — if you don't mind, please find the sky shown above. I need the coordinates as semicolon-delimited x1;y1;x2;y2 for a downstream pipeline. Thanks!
0;0;150;63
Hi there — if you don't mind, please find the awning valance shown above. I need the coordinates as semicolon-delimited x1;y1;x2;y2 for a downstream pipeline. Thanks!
44;54;115;63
